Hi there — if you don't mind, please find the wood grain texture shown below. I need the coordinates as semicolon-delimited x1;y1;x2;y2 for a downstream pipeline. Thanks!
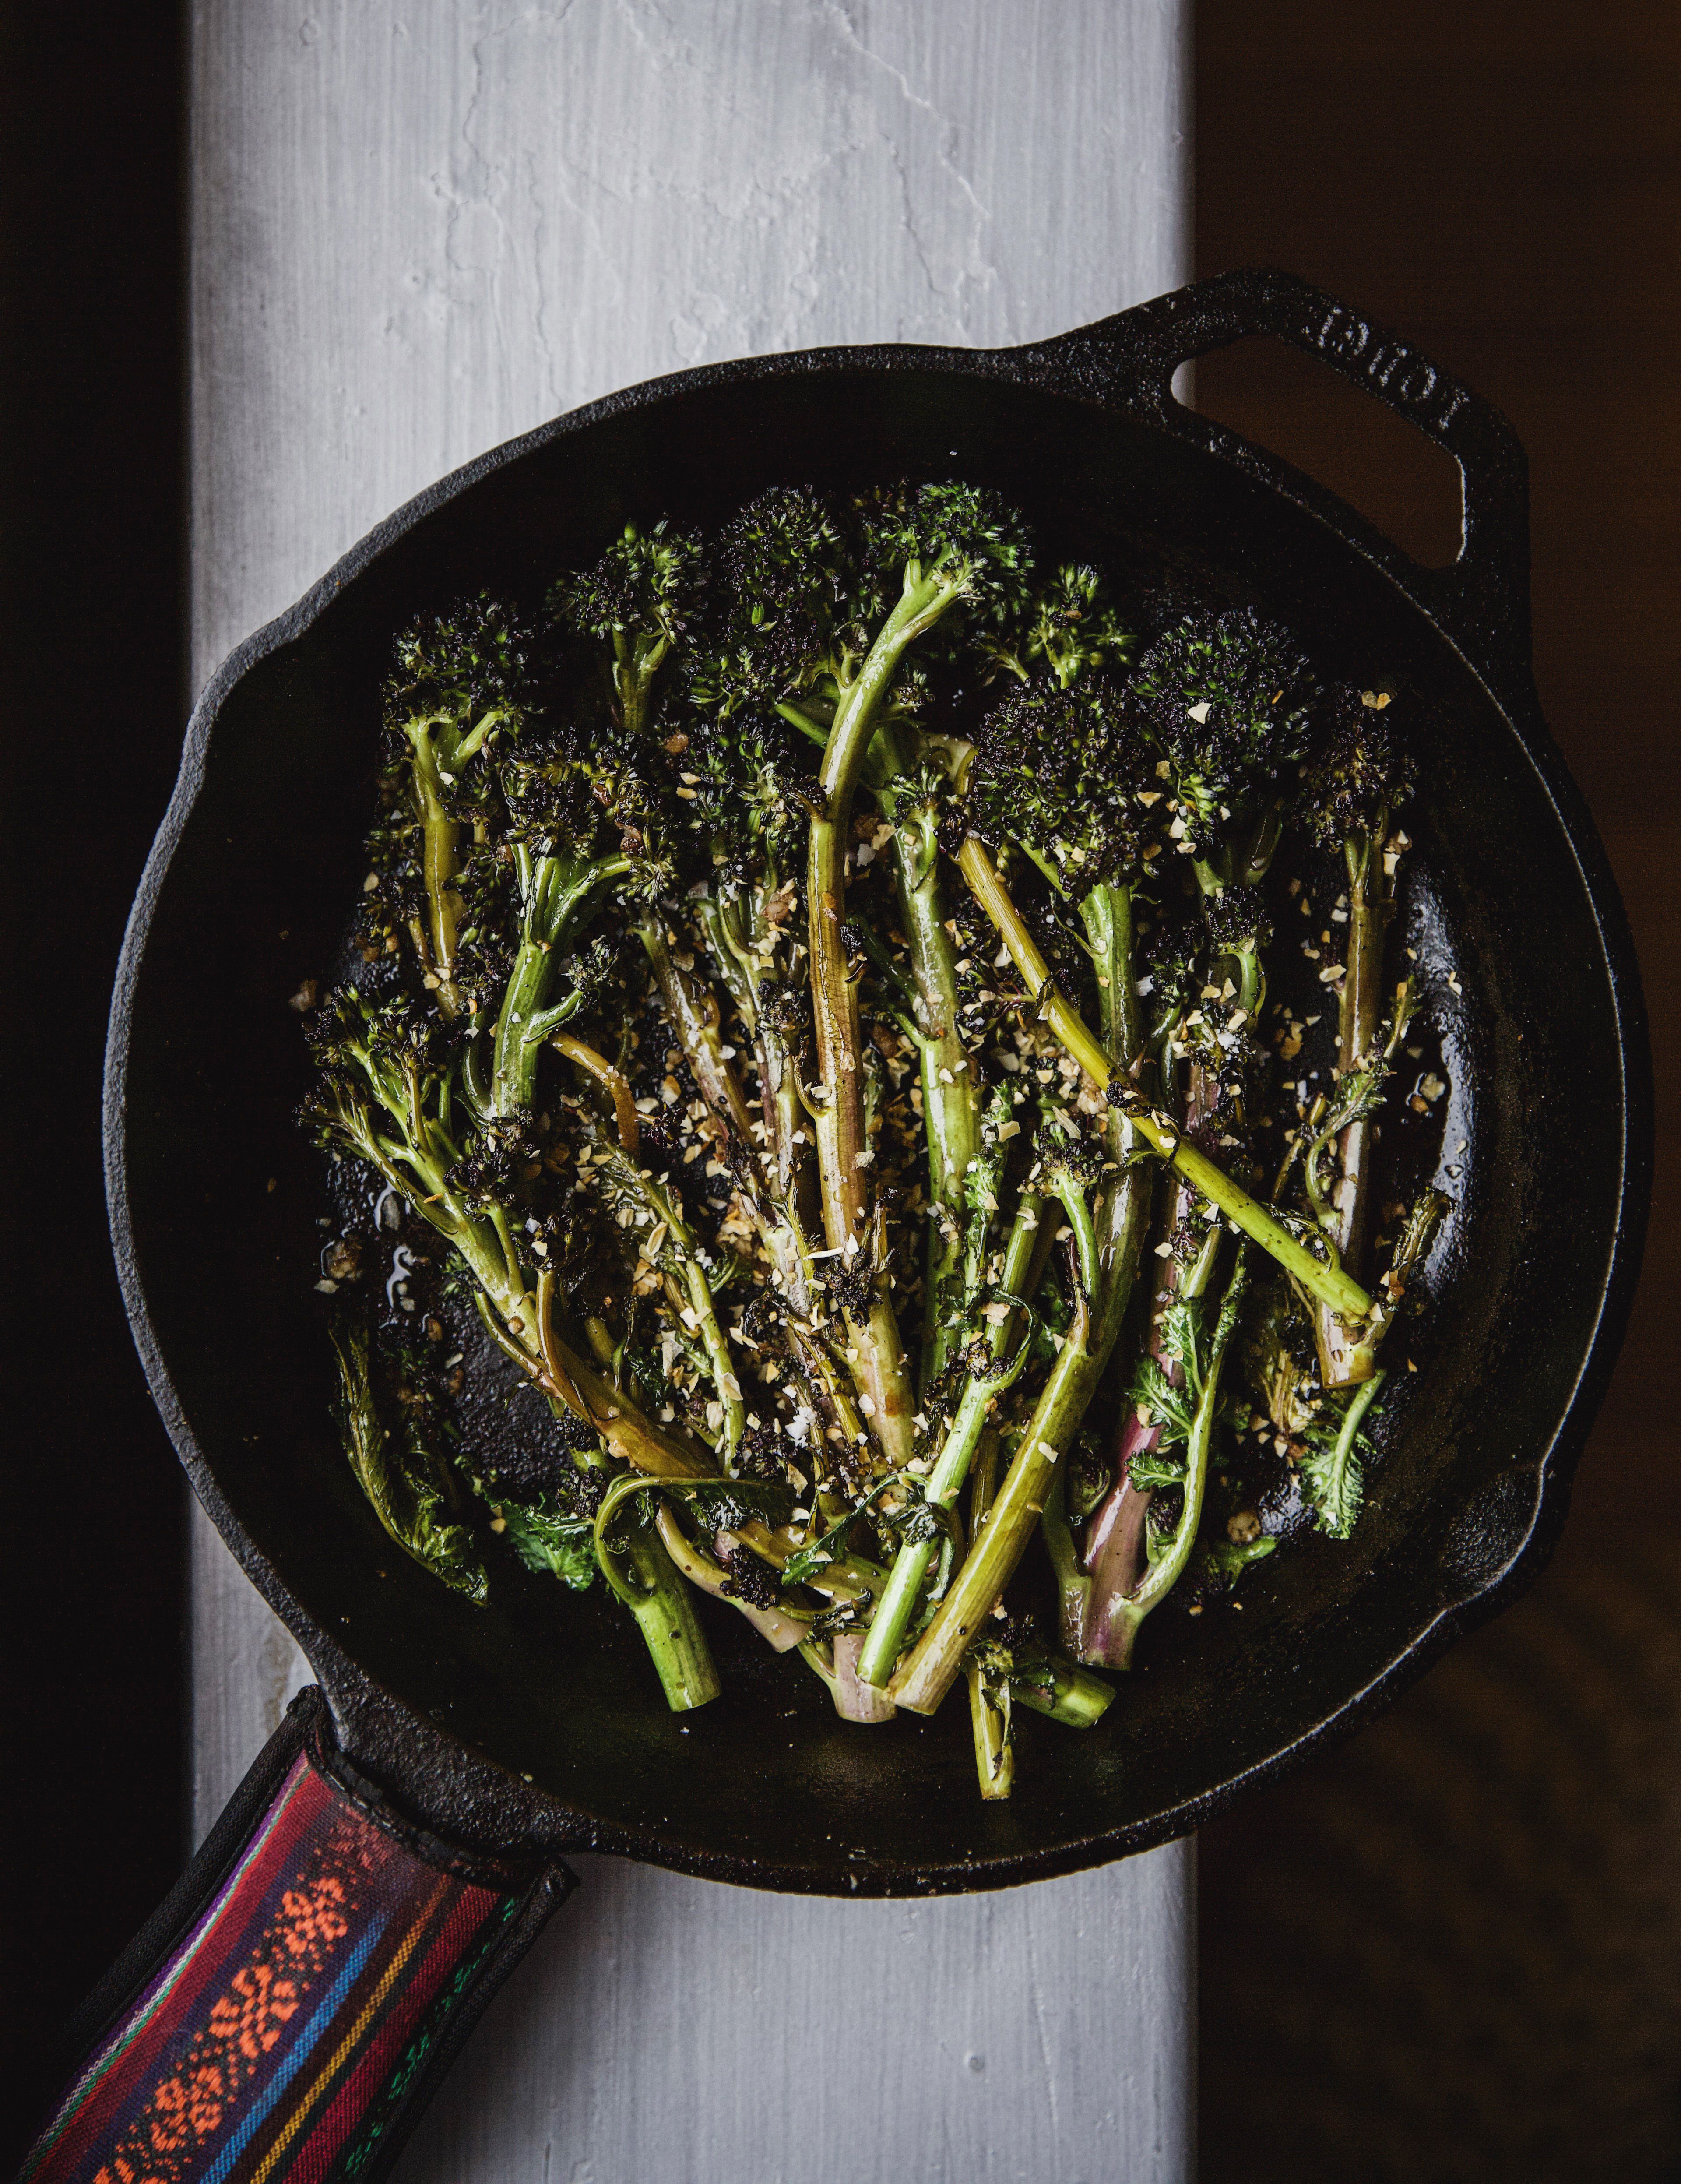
1192;4;1681;2175
189;6;1193;2177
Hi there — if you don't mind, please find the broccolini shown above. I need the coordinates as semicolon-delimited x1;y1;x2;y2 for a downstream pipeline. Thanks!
300;486;1452;1797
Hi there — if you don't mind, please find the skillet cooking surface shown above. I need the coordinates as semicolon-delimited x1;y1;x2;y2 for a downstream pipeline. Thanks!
109;278;1649;1892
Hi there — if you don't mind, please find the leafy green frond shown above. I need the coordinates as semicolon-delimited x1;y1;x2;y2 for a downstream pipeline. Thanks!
1157;1296;1207;1398
1127;1352;1199;1465
1299;1377;1386;1539
499;1497;598;1589
1127;1442;1190;1491
329;1316;487;1603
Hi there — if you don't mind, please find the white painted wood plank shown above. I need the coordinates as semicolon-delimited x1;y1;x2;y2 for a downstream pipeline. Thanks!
188;5;1193;2178
418;1837;1197;2184
190;0;1189;688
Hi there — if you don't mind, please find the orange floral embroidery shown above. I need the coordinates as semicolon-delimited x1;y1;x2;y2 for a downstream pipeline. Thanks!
92;2157;161;2184
86;1797;390;2184
143;2064;225;2157
278;1878;348;1957
207;1962;300;2061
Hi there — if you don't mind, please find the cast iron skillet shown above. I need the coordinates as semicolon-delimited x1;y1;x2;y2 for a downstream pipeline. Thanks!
107;267;1649;1893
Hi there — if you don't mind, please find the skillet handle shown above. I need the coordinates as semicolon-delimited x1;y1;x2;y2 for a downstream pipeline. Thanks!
17;1687;571;2184
1028;267;1533;702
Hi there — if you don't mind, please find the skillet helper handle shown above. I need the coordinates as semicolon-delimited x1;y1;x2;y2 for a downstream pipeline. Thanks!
18;1688;571;2184
1035;266;1533;702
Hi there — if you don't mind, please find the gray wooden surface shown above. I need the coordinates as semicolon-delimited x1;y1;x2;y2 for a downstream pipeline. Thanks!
188;5;1193;2177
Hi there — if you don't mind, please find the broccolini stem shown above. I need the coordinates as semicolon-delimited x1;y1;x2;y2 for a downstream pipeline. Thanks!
542;1328;707;1479
475;1284;707;1480
957;838;1374;1326
805;570;979;1467
890;1280;1101;1716
1080;882;1144;1072
1050;881;1153;1650
883;879;1152;1704
639;911;826;1321
580;1106;746;1468
1012;1657;1115;1729
893;1079;1146;1714
486;1201;526;1294
610;624;672;744
692;887;757;1022
856;1189;1044;1688
552;1034;641;1152
1078;1218;1222;1666
652;1503;807;1652
1076;1024;1221;1657
1048;1173;1101;1298
422;810;461;1011
1238;803;1285;891
830;1634;897;1723
796;1636;893;1720
488;945;561;1115
890;1140;1148;1721
406;723;465;1015
760;1028;810;1219
967;1657;1014;1801
1039;1461;1086;1655
673;898;824;1317
785;1322;868;1450
805;820;890;1268
332;1091;540;1352
876;732;980;1387
533;1311;725;1709
636;913;756;1141
611;1525;722;1712
966;1430;1014;1798
928;1306;1034;1508
796;1639;844;1705
855;1372;983;1683
693;887;811;1216
809;895;898;1433
487;850;632;1117
683;1260;745;1465
1340;1184;1449;1382
1085;1249;1250;1672
969;1428;1001;1549
1315;824;1390;1387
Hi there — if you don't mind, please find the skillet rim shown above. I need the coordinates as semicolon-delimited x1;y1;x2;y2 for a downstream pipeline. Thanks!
103;272;1654;1894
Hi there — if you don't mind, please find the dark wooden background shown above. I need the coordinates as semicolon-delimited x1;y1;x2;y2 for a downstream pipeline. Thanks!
3;2;1676;2172
0;1;187;2157
1195;4;1681;2175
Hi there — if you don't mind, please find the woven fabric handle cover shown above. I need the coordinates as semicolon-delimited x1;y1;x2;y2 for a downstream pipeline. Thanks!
18;1691;569;2184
